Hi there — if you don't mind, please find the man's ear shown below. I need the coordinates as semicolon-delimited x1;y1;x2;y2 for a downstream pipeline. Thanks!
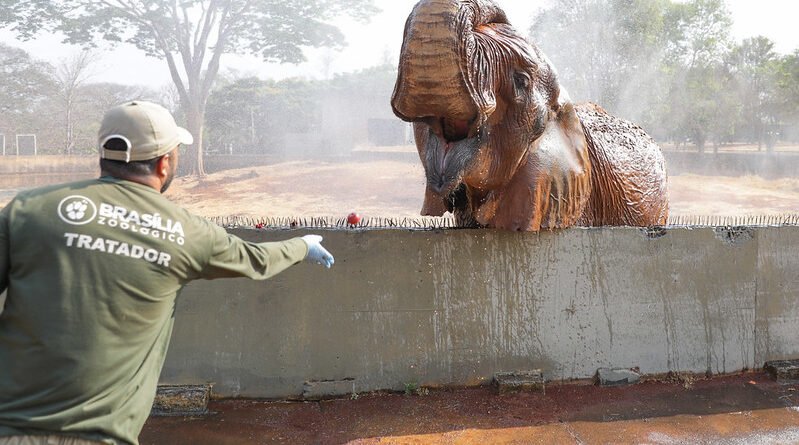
156;154;173;179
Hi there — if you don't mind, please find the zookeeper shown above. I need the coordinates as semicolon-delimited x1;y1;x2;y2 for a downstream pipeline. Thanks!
0;101;335;445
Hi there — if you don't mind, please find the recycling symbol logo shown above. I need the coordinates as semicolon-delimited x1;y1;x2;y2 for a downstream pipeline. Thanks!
57;195;98;225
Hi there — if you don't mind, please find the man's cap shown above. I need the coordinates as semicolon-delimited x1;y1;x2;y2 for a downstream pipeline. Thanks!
98;101;194;162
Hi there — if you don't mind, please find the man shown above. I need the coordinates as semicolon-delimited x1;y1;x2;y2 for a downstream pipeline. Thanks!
0;101;334;445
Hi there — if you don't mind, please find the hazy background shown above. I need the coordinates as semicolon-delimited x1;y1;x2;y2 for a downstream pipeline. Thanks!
2;1;797;86
0;0;798;220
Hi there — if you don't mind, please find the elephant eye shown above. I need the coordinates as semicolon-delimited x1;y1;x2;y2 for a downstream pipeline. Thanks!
513;71;531;94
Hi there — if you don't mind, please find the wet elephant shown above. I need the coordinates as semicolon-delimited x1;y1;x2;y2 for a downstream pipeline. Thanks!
391;0;669;231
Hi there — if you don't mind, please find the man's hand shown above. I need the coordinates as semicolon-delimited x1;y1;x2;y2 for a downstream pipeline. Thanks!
301;235;335;268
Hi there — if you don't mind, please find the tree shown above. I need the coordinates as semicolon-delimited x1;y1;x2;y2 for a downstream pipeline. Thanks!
0;43;55;116
773;50;799;141
530;0;674;112
667;62;737;153
529;0;739;150
0;0;379;175
205;75;323;155
54;50;97;154
56;81;161;155
0;43;57;152
664;0;732;70
727;37;782;150
205;76;273;154
205;63;398;157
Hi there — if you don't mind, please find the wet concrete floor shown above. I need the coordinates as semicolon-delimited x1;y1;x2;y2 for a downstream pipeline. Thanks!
141;372;799;444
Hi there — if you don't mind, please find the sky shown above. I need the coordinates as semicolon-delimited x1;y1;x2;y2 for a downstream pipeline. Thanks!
0;0;797;88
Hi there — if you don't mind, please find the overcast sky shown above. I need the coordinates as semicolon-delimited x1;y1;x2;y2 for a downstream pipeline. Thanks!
0;0;797;88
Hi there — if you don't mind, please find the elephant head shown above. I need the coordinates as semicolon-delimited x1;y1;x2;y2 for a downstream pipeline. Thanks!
391;0;591;230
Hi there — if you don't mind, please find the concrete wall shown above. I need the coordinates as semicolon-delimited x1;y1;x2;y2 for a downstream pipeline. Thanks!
154;226;799;398
0;155;96;174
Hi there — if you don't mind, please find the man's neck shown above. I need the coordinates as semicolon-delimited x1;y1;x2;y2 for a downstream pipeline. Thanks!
100;172;161;192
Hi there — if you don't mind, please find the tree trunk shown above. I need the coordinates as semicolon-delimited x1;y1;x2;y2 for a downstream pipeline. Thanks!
65;95;74;155
179;102;207;177
696;132;706;154
65;106;72;155
766;125;776;153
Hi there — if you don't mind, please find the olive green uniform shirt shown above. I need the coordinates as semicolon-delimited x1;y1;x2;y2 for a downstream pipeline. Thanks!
0;177;308;445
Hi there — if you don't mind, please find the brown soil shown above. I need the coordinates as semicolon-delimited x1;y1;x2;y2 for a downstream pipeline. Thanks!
2;156;799;218
139;372;799;445
668;174;799;216
164;159;427;219
161;160;799;219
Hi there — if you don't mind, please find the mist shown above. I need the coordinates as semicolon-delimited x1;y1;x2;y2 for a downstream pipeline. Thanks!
1;0;798;223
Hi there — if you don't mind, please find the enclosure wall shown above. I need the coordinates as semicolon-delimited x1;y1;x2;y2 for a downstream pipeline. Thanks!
147;226;799;398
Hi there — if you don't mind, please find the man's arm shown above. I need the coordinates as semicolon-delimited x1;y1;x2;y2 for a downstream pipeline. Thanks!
196;220;333;281
203;230;308;280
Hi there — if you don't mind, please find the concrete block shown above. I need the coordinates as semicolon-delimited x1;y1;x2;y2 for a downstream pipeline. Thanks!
596;368;641;386
302;378;356;400
494;370;544;394
764;360;799;381
151;384;211;417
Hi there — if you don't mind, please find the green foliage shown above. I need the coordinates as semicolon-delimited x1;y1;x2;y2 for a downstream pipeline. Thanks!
204;64;398;155
665;0;733;68
531;0;674;109
0;42;159;155
1;1;379;64
1;0;797;155
205;76;323;154
725;37;781;149
0;43;55;115
0;43;57;152
0;0;379;174
529;0;799;150
775;51;799;125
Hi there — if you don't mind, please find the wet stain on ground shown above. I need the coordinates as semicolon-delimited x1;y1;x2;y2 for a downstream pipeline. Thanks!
140;372;799;444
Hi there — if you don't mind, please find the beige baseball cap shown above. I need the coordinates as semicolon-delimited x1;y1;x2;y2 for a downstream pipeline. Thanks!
98;101;194;162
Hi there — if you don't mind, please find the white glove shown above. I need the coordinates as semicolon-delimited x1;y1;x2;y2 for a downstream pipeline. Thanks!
301;235;335;268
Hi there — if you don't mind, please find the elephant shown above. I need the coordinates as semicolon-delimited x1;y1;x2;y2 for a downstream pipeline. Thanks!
391;0;669;231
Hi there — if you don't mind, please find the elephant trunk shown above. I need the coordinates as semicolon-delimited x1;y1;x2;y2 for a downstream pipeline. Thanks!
391;0;508;129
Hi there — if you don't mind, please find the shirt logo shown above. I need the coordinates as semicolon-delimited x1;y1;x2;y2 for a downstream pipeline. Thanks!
57;195;98;225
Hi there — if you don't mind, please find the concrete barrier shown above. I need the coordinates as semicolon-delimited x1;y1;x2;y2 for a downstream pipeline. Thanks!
153;226;799;398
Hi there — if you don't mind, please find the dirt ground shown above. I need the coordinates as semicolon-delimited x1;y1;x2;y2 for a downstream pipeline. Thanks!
2;154;799;219
140;372;799;445
160;159;799;220
164;159;427;219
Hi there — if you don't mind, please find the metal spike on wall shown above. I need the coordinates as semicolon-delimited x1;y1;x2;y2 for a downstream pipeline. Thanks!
666;213;799;228
210;214;799;230
210;215;460;231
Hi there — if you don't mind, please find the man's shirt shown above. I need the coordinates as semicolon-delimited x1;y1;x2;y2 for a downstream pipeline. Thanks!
0;177;308;445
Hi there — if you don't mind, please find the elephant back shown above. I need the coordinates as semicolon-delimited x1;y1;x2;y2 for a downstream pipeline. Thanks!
576;103;669;226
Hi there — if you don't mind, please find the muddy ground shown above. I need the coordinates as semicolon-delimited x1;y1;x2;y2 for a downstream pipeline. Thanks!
140;372;799;445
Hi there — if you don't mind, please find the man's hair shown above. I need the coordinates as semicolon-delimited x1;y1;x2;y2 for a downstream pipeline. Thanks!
100;156;162;178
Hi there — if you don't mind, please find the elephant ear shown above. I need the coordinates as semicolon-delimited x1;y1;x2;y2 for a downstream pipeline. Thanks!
456;1;511;127
531;101;593;229
478;100;592;231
